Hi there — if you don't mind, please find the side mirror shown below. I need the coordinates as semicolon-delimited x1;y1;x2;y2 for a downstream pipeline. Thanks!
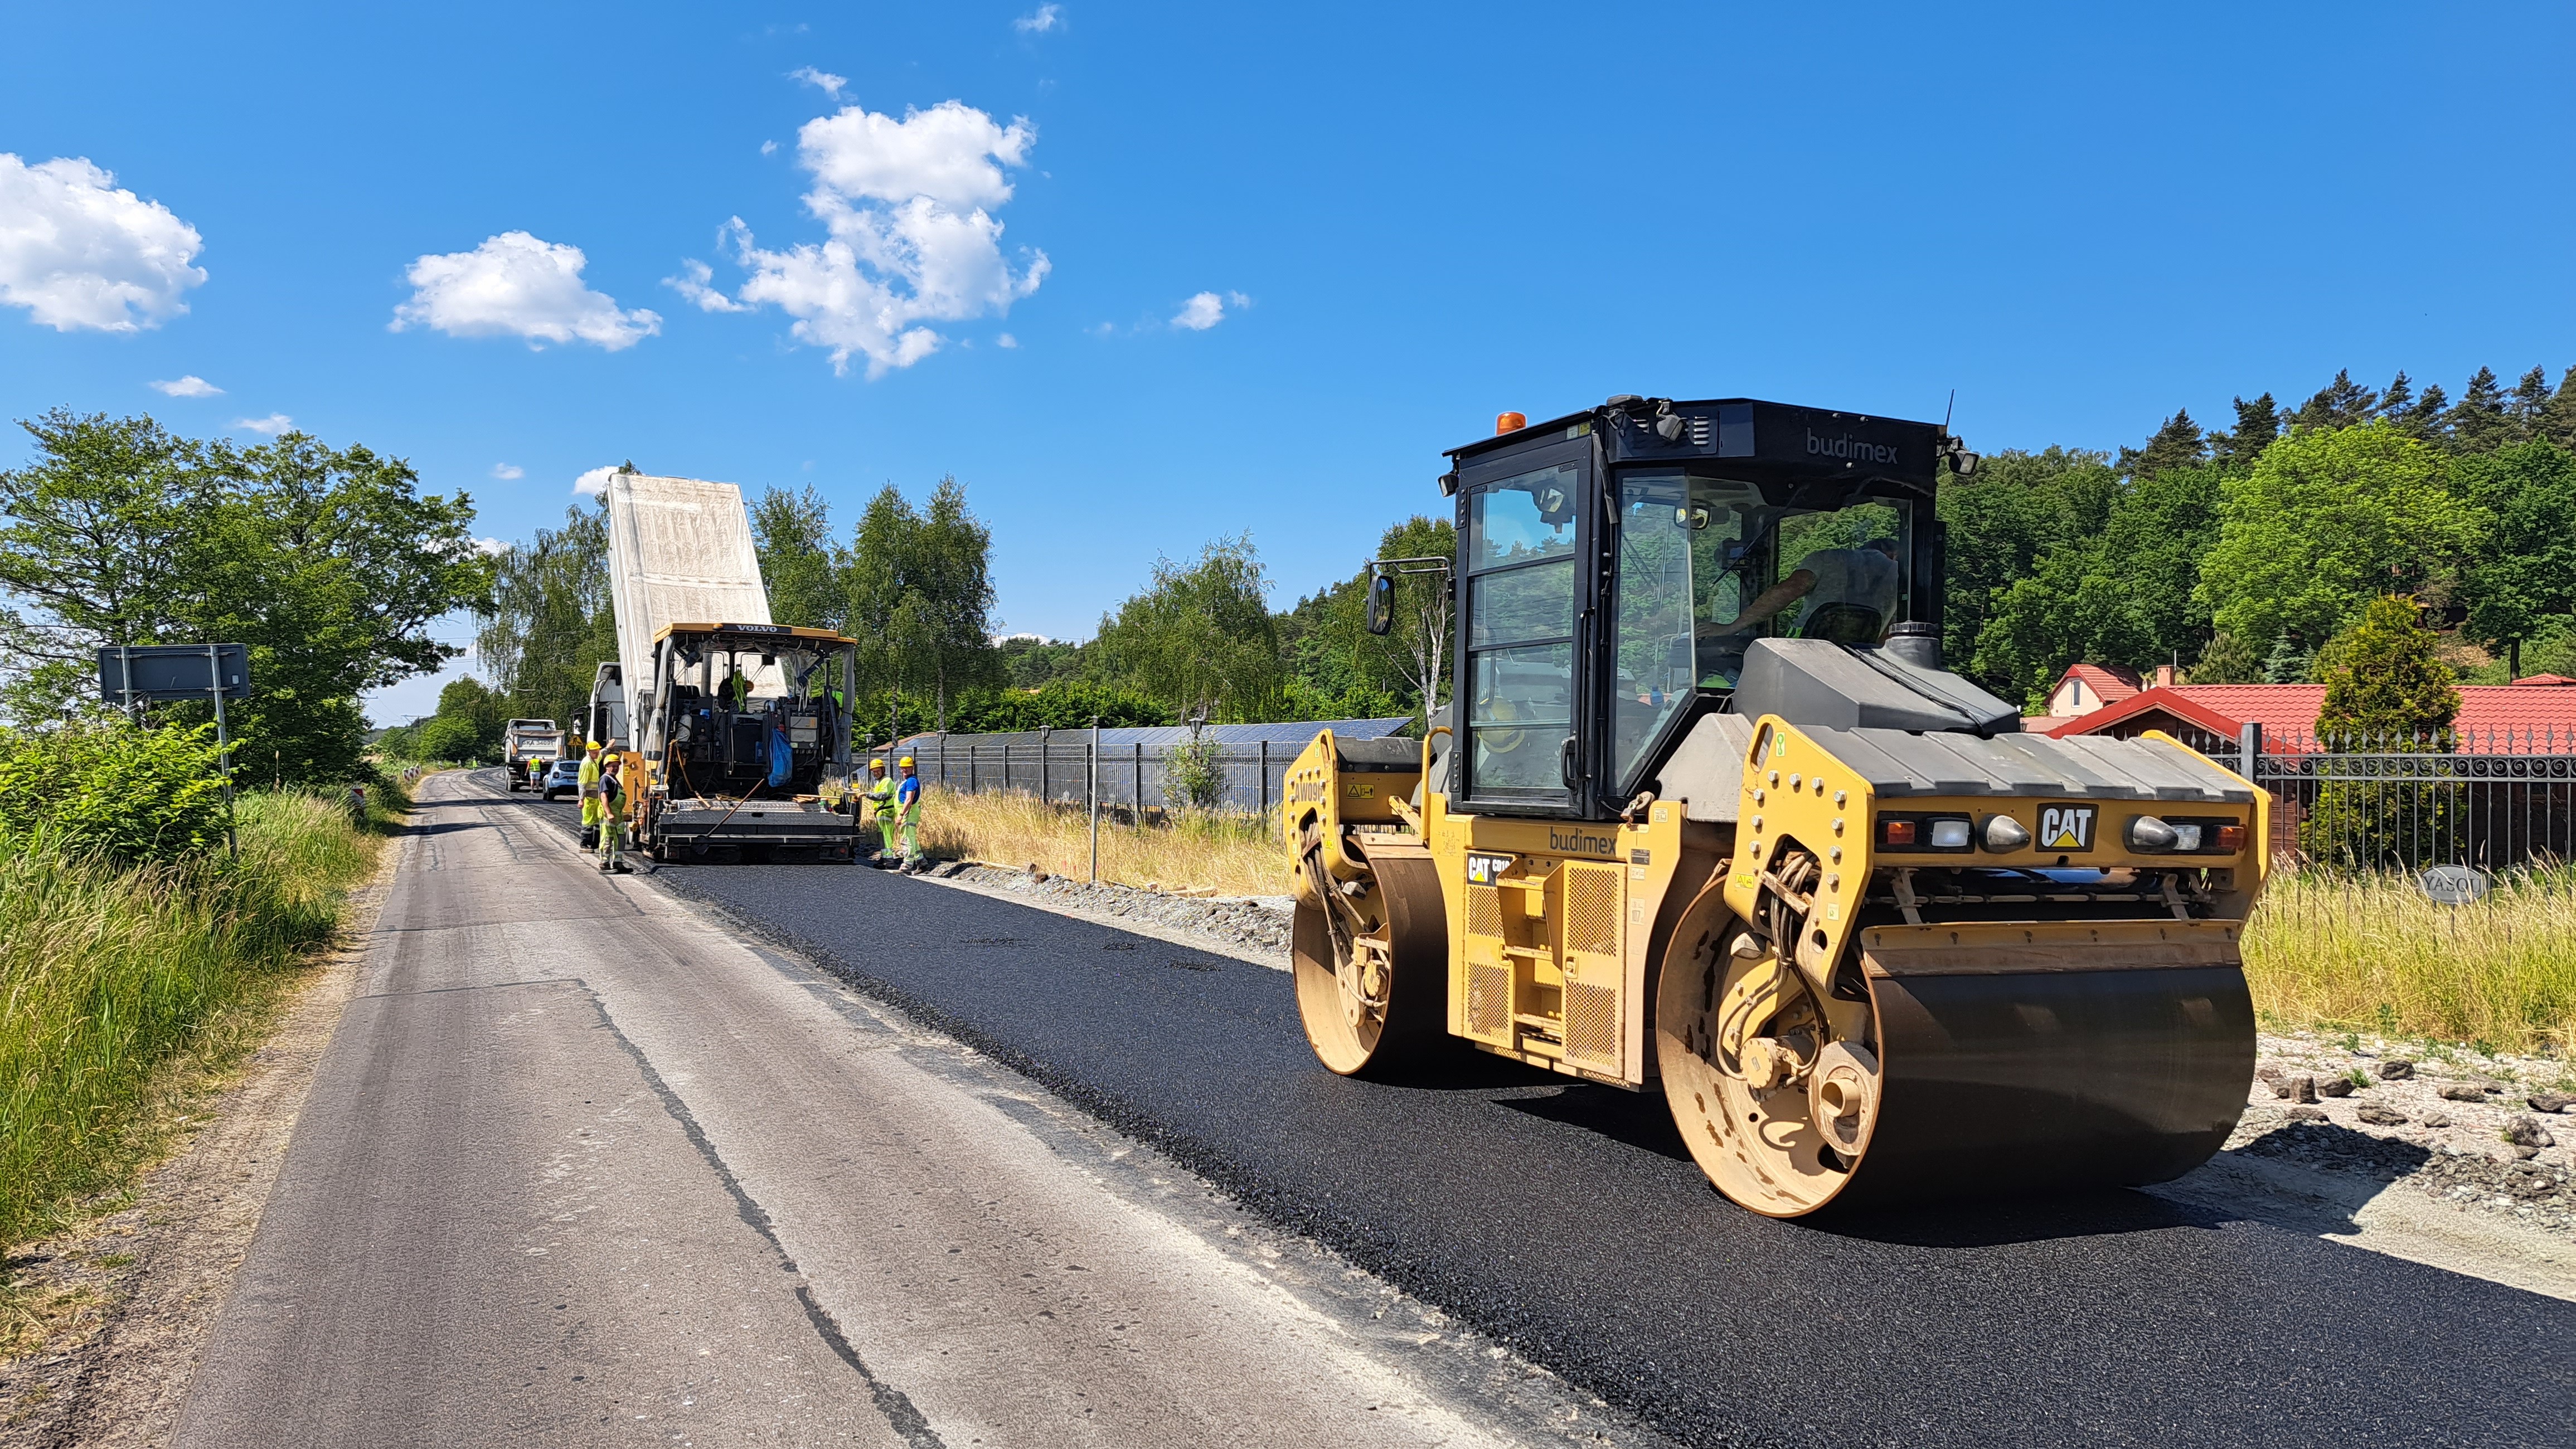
1364;569;1396;636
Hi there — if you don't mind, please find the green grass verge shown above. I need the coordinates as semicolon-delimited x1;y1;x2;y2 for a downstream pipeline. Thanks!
0;785;396;1253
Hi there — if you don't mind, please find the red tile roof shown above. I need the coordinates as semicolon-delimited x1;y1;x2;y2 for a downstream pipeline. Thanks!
2056;663;2142;704
2046;683;2576;752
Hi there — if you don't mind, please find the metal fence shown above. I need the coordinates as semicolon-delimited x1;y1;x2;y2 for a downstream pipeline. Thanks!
2239;726;2576;870
896;719;1413;819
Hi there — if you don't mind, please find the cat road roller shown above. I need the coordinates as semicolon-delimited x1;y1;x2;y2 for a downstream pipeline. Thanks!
1284;396;2269;1217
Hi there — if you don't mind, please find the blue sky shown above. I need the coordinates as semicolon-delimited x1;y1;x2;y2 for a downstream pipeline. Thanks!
4;2;2572;724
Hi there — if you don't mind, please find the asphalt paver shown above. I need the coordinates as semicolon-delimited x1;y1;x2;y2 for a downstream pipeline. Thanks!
506;780;2576;1448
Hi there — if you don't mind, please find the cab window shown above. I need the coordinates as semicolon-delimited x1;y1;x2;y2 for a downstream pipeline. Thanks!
1462;464;1580;799
1609;470;1912;790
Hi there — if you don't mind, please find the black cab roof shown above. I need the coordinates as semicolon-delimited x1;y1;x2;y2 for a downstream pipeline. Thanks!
1444;396;1962;501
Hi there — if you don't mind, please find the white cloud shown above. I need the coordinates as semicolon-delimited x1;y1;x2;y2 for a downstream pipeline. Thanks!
799;100;1034;210
472;536;510;556
663;257;746;313
1015;4;1065;32
574;465;617;497
490;463;523;480
996;332;1017;349
1172;291;1224;330
391;232;661;351
0;154;207;332
682;99;1050;378
789;66;847;99
150;375;222;397
761;139;780;156
234;414;292;435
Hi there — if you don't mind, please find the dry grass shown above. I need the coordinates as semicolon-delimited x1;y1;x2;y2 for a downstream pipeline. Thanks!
922;790;1293;898
2244;869;2576;1057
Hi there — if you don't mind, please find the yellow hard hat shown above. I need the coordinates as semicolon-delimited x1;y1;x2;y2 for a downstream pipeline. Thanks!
868;757;887;771
898;755;916;767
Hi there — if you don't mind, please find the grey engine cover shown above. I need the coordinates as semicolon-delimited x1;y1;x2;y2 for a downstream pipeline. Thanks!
1728;638;2021;736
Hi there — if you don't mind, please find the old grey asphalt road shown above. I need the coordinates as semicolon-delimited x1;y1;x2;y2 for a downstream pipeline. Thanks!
172;771;1618;1448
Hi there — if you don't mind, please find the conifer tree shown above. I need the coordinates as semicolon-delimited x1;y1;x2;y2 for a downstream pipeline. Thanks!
2543;366;2576;451
2119;409;2206;479
2290;370;2379;432
2379;371;2414;420
2303;595;2462;865
2211;394;2279;468
2262;634;2313;684
2446;367;2512;453
2509;366;2553;438
2185;630;2262;684
2404;382;2450;442
2313;595;2458;742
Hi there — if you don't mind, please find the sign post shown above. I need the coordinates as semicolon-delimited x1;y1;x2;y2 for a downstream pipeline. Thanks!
96;643;250;859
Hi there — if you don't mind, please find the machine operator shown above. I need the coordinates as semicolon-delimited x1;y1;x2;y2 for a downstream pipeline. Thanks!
1702;536;1900;647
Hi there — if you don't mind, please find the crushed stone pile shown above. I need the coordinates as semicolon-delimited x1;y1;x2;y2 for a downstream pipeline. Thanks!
932;861;1295;960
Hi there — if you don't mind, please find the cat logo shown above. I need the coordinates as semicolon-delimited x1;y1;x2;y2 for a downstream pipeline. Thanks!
2037;804;2097;851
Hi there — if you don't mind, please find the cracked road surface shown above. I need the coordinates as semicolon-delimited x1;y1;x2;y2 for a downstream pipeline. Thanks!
172;772;1578;1448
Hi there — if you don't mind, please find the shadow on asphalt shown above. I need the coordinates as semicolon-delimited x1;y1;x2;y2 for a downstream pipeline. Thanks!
1494;1083;1696;1163
1811;1185;2229;1247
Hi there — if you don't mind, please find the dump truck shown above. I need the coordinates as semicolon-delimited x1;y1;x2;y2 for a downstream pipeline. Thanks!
594;468;861;862
1284;397;2269;1217
502;718;563;790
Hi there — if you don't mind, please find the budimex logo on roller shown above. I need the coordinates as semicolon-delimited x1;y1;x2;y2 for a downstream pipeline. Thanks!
1806;429;1901;466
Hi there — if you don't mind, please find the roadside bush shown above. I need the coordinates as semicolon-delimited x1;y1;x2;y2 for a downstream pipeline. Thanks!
0;720;229;865
1162;733;1225;810
0;789;379;1250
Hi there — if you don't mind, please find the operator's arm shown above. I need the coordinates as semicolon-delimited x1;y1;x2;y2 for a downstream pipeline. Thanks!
1699;568;1817;637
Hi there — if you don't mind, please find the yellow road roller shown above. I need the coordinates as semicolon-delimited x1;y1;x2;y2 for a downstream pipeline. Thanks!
1284;396;2268;1216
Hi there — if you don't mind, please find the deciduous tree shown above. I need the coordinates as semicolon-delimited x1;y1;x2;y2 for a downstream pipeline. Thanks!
1093;535;1282;722
2195;421;2479;659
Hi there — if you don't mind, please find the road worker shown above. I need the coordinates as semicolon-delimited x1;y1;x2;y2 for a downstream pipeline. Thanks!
596;756;632;873
526;754;546;790
862;756;898;861
578;742;604;848
895;755;925;873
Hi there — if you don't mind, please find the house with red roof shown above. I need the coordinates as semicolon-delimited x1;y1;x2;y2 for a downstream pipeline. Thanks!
2042;676;2576;755
2041;663;2147;719
2040;671;2576;863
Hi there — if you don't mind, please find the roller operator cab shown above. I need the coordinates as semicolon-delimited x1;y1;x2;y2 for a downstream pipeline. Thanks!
622;621;862;863
1283;397;2271;1217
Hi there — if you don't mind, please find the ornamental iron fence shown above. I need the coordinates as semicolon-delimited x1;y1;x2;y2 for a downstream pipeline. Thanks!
2237;726;2576;871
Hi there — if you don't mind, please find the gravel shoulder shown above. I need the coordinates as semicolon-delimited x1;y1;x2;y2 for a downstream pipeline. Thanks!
0;840;397;1446
918;859;2576;1301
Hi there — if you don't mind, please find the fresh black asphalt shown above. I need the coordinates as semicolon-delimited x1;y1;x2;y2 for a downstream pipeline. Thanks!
502;777;2573;1448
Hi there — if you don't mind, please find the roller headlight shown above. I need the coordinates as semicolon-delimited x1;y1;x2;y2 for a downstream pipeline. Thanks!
2127;815;2180;852
1928;818;1973;849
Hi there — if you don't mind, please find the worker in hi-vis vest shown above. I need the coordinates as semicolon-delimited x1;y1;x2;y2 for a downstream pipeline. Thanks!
595;757;632;873
578;743;604;845
895;755;925;873
862;757;898;860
